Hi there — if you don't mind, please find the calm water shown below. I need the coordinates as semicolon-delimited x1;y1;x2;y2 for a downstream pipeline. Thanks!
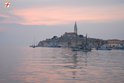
0;47;124;83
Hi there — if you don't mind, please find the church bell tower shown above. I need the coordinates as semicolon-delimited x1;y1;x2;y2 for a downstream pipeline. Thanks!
74;22;77;35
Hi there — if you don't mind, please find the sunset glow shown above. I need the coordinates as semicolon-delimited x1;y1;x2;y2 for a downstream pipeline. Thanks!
0;0;124;39
0;1;124;83
12;6;124;25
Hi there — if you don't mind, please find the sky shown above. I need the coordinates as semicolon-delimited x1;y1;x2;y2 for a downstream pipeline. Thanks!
0;0;124;46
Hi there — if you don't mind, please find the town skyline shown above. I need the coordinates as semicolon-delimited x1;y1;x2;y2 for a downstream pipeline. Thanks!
36;22;124;50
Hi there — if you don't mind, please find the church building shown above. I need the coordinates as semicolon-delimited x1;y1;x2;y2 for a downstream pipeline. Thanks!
63;22;78;38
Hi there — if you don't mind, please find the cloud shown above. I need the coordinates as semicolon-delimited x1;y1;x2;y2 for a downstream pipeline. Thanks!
0;13;9;24
12;6;124;25
1;0;124;25
0;10;22;24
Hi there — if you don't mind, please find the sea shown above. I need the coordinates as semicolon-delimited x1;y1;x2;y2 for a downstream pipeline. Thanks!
0;46;124;83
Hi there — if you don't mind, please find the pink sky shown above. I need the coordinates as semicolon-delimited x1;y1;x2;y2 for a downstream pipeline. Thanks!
0;0;124;26
0;0;124;40
11;6;124;25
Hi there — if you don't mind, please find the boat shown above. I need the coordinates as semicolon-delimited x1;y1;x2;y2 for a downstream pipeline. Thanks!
82;46;92;52
30;45;36;48
97;44;112;50
72;47;81;51
72;34;91;52
81;34;91;52
30;36;36;48
97;47;112;50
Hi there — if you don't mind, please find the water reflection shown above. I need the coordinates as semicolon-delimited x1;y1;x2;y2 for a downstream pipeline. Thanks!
1;47;124;83
59;49;90;80
13;48;91;83
70;52;78;79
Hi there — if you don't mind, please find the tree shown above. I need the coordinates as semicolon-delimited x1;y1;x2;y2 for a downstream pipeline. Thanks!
79;35;84;38
52;36;58;39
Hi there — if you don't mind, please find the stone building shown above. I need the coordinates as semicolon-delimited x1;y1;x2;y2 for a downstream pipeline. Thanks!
37;22;104;48
107;39;121;48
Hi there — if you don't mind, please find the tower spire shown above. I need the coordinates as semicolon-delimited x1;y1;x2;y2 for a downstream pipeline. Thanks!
74;22;77;35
